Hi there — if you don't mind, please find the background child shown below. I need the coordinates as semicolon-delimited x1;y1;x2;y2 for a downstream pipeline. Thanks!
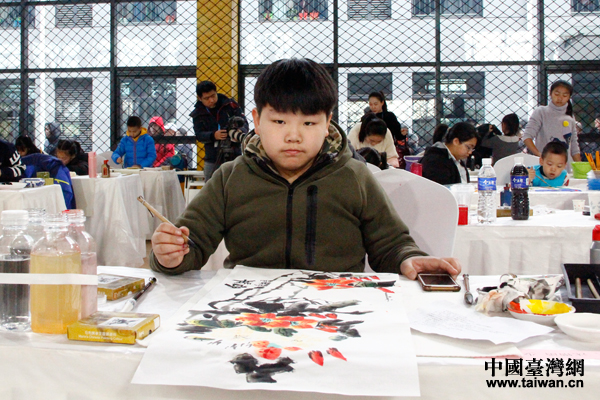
150;58;460;280
348;112;399;168
481;113;522;165
148;116;175;167
528;142;568;187
522;80;581;162
111;116;156;168
55;139;89;175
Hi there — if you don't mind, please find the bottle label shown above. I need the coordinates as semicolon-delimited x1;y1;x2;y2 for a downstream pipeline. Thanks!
478;177;496;191
511;175;528;190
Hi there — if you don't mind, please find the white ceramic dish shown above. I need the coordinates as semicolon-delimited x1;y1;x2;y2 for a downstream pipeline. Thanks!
0;182;27;190
507;300;575;326
555;313;600;342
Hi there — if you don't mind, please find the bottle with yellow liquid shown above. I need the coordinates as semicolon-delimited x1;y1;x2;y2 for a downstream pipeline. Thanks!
30;214;82;334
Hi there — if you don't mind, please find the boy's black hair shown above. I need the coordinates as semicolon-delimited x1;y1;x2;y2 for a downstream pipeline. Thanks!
358;113;387;142
196;81;217;97
368;91;388;112
254;58;337;115
356;147;388;170
127;116;142;127
541;141;568;162
501;113;520;136
444;121;480;144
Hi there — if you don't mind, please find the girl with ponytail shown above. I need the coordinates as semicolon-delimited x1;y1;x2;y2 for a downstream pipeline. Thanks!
348;112;400;168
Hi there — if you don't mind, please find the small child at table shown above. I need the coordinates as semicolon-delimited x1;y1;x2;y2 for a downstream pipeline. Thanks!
149;58;460;280
111;116;157;168
528;142;568;187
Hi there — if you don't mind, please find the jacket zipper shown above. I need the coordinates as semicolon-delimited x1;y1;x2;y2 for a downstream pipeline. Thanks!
305;185;318;267
285;187;294;269
133;138;137;166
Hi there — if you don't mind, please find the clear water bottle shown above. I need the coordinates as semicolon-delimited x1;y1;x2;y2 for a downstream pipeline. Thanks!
26;208;46;244
0;210;33;331
64;209;97;319
510;157;529;220
477;158;497;224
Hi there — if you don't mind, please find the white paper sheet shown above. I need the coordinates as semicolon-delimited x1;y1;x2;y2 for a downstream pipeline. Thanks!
132;267;420;397
409;300;554;345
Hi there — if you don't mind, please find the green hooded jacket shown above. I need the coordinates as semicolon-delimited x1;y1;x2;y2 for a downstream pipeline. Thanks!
150;123;427;275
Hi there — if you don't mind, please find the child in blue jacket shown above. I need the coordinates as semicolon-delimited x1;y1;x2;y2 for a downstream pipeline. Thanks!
112;116;156;168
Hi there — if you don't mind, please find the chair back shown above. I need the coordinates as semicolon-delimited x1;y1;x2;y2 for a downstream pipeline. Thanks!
365;163;381;173
373;168;458;257
96;151;120;169
494;153;539;185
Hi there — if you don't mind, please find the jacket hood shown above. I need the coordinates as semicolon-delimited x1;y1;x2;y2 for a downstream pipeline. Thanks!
149;116;165;134
243;121;348;178
45;122;62;142
128;127;148;141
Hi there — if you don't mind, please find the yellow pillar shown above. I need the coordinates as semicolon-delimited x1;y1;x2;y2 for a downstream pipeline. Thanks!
196;0;240;170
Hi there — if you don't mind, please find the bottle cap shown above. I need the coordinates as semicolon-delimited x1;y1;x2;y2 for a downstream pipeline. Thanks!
62;209;86;223
104;160;109;164
514;157;524;165
482;158;492;165
1;210;29;226
594;225;600;241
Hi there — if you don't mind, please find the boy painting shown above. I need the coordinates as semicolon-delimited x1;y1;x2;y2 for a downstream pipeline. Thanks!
150;59;460;280
112;116;157;168
528;142;568;187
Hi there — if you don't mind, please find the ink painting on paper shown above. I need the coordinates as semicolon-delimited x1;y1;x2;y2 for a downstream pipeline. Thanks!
132;267;420;397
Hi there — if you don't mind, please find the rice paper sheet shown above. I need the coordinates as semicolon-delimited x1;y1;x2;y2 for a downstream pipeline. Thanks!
132;266;420;397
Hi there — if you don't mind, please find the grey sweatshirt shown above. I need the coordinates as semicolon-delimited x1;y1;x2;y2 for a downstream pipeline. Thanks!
522;102;580;156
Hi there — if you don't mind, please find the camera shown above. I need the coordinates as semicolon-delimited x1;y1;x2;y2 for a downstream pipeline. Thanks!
216;116;246;164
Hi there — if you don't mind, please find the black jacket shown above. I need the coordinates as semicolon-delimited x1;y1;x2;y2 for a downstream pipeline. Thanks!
66;153;89;176
0;139;26;182
190;94;249;163
421;144;470;186
375;110;402;142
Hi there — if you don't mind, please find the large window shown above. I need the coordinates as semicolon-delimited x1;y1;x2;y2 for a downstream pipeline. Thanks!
259;0;328;21
0;4;35;29
55;5;93;28
55;78;93;151
413;0;483;16
120;78;177;134
347;0;391;20
117;2;177;24
572;0;600;12
412;72;485;140
0;79;35;142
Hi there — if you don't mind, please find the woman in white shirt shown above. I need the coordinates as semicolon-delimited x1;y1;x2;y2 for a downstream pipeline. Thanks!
348;113;400;168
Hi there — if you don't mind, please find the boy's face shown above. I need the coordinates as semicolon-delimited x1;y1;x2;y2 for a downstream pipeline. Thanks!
539;152;567;180
127;126;142;139
252;106;331;183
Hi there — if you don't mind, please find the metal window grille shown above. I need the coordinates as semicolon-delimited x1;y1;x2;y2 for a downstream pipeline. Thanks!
1;0;600;168
347;0;391;20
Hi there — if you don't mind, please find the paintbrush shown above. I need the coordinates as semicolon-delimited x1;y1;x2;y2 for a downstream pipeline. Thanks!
137;196;198;249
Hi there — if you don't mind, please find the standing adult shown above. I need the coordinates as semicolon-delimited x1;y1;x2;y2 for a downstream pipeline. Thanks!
44;122;62;155
368;91;409;166
190;81;249;181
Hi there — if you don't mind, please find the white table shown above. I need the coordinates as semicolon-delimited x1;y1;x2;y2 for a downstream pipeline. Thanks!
0;185;66;213
71;175;151;267
468;186;590;210
0;268;598;399
139;170;186;235
454;210;598;275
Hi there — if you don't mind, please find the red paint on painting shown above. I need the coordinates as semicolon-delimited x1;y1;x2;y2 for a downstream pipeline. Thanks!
284;347;302;351
257;347;282;360
325;313;337;319
327;348;347;361
309;350;324;366
309;313;326;319
252;341;269;348
378;287;394;293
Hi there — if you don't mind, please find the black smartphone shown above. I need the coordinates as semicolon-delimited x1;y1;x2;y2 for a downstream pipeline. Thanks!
417;274;461;292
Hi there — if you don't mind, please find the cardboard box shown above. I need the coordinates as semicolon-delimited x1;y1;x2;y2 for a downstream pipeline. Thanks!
496;207;533;218
97;274;145;301
67;312;160;344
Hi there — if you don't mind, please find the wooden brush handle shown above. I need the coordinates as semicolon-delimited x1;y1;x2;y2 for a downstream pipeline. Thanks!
137;196;190;244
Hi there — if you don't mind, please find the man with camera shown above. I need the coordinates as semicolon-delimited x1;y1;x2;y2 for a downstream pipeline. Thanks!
190;81;249;181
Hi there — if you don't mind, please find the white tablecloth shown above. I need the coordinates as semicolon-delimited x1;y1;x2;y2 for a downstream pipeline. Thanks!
454;210;598;275
0;185;66;213
0;268;598;399
469;187;589;210
71;175;151;267
139;170;186;236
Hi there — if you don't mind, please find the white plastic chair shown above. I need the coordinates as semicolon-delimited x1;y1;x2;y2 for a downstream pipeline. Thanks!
373;168;458;257
96;151;120;169
494;153;539;185
365;163;381;173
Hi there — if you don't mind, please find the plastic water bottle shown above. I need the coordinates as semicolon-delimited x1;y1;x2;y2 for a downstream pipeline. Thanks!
510;157;529;220
477;158;497;224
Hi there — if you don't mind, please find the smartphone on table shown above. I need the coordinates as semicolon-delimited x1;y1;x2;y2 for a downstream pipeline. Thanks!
417;273;461;292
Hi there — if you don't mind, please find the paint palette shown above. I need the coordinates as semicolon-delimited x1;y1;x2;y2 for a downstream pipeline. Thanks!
507;299;575;326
